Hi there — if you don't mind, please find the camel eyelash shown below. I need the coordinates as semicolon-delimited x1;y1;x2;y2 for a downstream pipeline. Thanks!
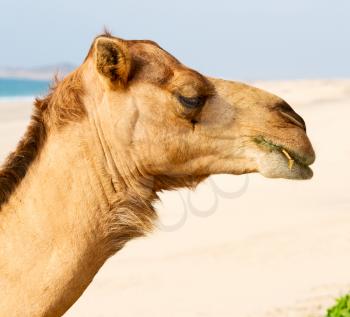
177;95;207;109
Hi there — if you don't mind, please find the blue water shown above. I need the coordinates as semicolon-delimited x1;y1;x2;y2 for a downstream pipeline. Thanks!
0;78;50;99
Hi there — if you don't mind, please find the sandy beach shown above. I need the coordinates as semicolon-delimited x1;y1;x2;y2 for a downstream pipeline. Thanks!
1;80;349;317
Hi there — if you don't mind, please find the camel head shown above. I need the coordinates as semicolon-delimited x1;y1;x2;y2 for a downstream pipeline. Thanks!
82;34;315;192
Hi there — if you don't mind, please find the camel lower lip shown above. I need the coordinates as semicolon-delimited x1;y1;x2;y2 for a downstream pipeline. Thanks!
254;136;312;167
254;136;313;180
259;152;313;180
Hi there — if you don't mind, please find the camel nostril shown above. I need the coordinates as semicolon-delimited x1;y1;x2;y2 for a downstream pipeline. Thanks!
279;110;306;131
275;102;306;131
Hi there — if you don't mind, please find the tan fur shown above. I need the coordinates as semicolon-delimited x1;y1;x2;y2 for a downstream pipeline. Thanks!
0;69;85;210
0;106;46;207
95;37;131;88
0;33;314;316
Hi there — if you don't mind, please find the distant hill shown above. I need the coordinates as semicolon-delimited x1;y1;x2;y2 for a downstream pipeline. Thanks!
0;63;76;80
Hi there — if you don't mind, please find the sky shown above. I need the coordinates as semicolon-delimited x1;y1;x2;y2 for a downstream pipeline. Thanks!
0;0;349;80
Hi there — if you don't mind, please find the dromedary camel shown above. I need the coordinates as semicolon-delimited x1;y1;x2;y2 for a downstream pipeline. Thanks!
0;33;315;316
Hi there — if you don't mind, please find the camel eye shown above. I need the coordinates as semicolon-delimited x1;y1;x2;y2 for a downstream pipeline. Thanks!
178;95;206;109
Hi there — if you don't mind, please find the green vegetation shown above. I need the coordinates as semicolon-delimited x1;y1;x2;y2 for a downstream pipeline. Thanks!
253;136;281;152
327;295;350;317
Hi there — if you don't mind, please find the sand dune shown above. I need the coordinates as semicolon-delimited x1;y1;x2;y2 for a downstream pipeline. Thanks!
1;80;349;317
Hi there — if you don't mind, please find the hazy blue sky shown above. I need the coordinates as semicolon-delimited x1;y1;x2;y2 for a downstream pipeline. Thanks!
0;0;349;80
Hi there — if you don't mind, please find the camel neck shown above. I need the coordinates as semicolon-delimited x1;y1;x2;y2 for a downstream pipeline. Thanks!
0;119;154;316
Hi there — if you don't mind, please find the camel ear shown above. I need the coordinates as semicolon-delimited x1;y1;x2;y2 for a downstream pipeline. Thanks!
94;37;131;87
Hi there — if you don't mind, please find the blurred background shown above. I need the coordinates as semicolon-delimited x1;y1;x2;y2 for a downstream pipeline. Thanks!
1;1;350;317
0;0;349;87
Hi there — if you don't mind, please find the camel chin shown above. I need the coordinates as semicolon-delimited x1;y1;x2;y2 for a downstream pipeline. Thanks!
258;150;313;180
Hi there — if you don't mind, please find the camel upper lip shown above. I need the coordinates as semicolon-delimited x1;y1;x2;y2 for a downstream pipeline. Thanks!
253;136;314;167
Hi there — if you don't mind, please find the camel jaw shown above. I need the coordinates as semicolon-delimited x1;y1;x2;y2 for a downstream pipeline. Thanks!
253;136;314;180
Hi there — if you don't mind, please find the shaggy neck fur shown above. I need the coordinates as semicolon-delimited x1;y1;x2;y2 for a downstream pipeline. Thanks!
0;69;156;317
0;70;85;209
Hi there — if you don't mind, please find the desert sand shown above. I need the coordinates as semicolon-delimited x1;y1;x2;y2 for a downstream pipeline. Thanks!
1;80;349;317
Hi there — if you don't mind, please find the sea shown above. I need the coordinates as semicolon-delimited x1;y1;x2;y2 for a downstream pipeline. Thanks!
0;78;50;101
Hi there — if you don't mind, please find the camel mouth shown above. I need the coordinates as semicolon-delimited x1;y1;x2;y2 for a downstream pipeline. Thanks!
253;136;314;180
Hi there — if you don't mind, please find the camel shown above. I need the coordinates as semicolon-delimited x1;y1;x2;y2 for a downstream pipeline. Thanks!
0;32;315;317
